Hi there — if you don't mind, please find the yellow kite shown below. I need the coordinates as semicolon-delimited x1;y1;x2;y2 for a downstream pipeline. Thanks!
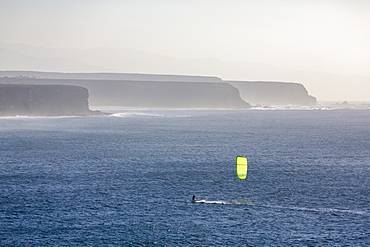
236;156;248;180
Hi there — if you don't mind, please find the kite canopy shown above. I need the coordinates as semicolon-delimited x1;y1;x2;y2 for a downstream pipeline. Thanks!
236;156;248;180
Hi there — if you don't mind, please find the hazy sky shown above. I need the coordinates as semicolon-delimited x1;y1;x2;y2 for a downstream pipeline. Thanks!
1;0;370;77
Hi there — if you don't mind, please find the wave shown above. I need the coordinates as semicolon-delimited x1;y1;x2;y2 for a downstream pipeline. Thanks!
251;102;370;111
0;115;77;119
108;110;194;118
251;105;333;111
110;112;164;118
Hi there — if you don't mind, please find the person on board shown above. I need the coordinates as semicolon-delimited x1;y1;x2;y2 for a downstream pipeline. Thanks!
192;195;196;202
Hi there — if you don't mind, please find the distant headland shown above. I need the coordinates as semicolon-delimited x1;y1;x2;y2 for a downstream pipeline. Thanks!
0;71;317;116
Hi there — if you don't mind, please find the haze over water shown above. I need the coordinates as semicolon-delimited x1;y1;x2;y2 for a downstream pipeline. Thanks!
1;0;370;101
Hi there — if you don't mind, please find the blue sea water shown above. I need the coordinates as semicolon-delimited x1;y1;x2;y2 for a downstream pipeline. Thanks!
0;109;369;246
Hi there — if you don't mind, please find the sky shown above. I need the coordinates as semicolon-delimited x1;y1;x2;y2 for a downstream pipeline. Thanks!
1;0;370;81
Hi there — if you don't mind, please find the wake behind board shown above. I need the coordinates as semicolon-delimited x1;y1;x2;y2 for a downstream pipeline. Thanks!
192;200;227;204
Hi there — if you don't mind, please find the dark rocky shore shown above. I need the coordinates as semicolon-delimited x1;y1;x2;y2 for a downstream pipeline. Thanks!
0;84;106;117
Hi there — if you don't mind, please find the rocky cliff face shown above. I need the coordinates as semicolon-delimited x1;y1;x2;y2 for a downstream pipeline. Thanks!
0;71;318;107
229;81;317;106
81;80;250;108
0;84;102;116
0;77;250;109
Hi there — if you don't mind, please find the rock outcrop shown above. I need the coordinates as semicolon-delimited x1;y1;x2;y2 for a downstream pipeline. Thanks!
0;84;104;116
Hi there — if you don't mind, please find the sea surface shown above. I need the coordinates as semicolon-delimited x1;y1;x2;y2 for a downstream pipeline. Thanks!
1;109;369;246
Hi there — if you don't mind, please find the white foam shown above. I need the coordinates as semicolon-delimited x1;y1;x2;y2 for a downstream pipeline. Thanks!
195;200;231;204
193;199;252;205
110;112;163;118
251;105;333;111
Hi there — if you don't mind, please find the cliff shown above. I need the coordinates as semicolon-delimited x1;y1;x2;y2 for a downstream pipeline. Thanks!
0;84;104;116
229;81;317;106
0;77;250;109
0;71;318;107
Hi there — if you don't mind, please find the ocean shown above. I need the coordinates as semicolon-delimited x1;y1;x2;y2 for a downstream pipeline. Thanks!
1;109;369;246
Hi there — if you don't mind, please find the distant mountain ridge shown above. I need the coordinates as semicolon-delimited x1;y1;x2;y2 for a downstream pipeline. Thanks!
0;47;111;72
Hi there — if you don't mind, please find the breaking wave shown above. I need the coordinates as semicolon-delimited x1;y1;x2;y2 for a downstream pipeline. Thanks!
110;112;164;118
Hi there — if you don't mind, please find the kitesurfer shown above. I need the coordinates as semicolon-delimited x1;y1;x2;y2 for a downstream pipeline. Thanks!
192;195;196;203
